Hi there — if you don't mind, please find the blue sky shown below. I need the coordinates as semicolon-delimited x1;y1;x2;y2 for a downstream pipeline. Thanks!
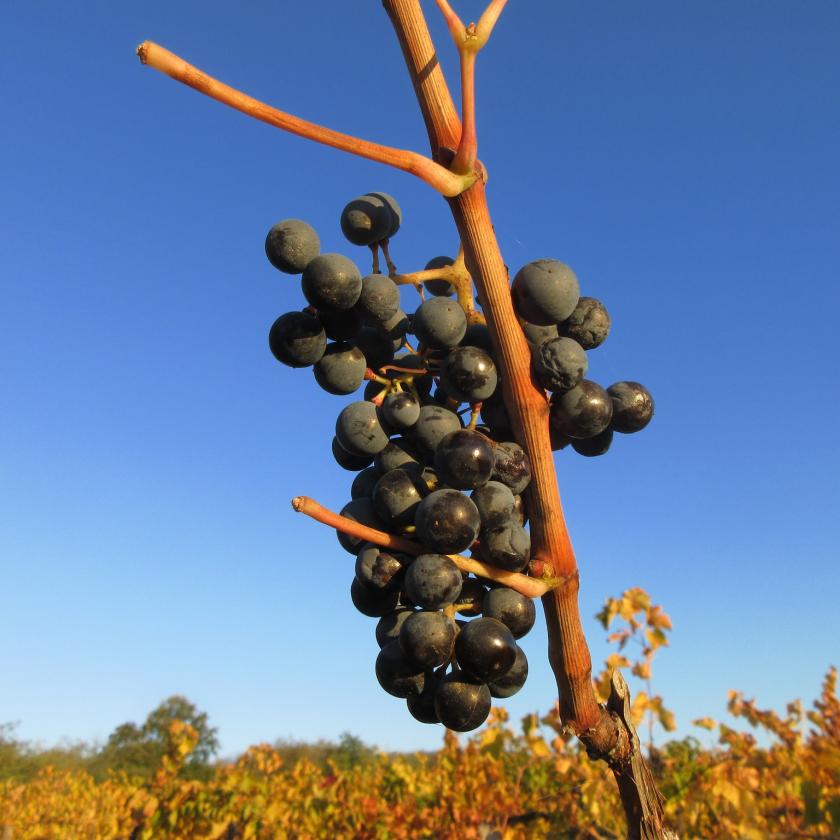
2;0;838;757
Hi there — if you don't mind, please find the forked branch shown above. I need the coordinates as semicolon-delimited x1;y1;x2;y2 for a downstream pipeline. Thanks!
136;41;476;197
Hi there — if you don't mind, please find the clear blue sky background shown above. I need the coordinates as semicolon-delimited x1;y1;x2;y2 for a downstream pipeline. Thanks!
2;1;838;757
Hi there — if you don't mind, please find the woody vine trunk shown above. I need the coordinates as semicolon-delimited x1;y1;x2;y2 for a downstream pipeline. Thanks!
383;1;673;836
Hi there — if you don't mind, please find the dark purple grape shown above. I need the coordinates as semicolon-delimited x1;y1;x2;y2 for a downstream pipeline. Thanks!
572;428;613;456
268;311;326;367
470;481;516;530
355;544;411;591
549;380;613;439
559;296;611;350
399;611;456;669
409;405;463;455
454;578;487;616
414;490;480;554
351;466;380;499
455;616;516;682
381;391;421;430
350;577;399;617
441;346;498;403
490;442;531;495
357;274;400;323
337;499;386;555
369;192;401;238
607;381;654;433
488;645;528;698
313;342;366;395
477;521;530;572
424;256;455;296
265;219;320;274
355;325;395;370
533;337;587;393
317;307;364;341
340;195;392;246
379;309;410;347
512;259;579;325
372;466;425;527
412;297;467;349
434;671;491;731
393;353;434;396
374;437;421;474
332;436;374;471
482;588;535;639
403;553;463;610
375;640;425;698
480;390;511;432
520;319;559;346
406;674;442;723
376;607;415;648
335;401;390;456
301;253;362;311
434;430;494;490
460;323;493;354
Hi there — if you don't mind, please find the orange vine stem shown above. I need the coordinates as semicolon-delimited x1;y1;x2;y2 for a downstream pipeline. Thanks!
291;496;553;599
135;41;477;198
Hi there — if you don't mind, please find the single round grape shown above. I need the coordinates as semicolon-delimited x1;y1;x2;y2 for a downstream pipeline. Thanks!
512;259;580;325
414;490;480;555
406;674;441;724
434;430;495;490
412;297;467;349
301;253;362;311
350;577;399;617
533;336;587;393
482;587;536;639
454;578;487;616
372;466;425;527
369;192;402;238
488;645;528;698
374;437;422;474
337;499;386;555
265;219;320;274
313;342;366;395
340;195;393;246
375;640;425;698
355;325;395;370
379;309;410;348
559;296;611;350
332;436;374;471
403;553;463;610
607;381;654;433
572;428;613;456
434;671;491;732
376;607;415;648
441;346;498;403
351;466;380;499
549;380;613;439
381;391;421;430
335;401;390;456
460;323;493;354
455;616;517;682
424;255;455;296
355;545;410;592
479;389;512;433
268;311;326;367
520;319;559;346
491;442;532;495
477;521;530;572
317;307;363;342
357;274;401;323
399;610;456;669
410;405;463;455
470;481;516;530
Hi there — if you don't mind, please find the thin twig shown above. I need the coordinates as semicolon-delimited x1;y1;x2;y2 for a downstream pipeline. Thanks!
136;41;476;197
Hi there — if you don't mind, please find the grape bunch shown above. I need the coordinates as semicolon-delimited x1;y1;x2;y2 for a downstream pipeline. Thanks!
264;192;652;732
